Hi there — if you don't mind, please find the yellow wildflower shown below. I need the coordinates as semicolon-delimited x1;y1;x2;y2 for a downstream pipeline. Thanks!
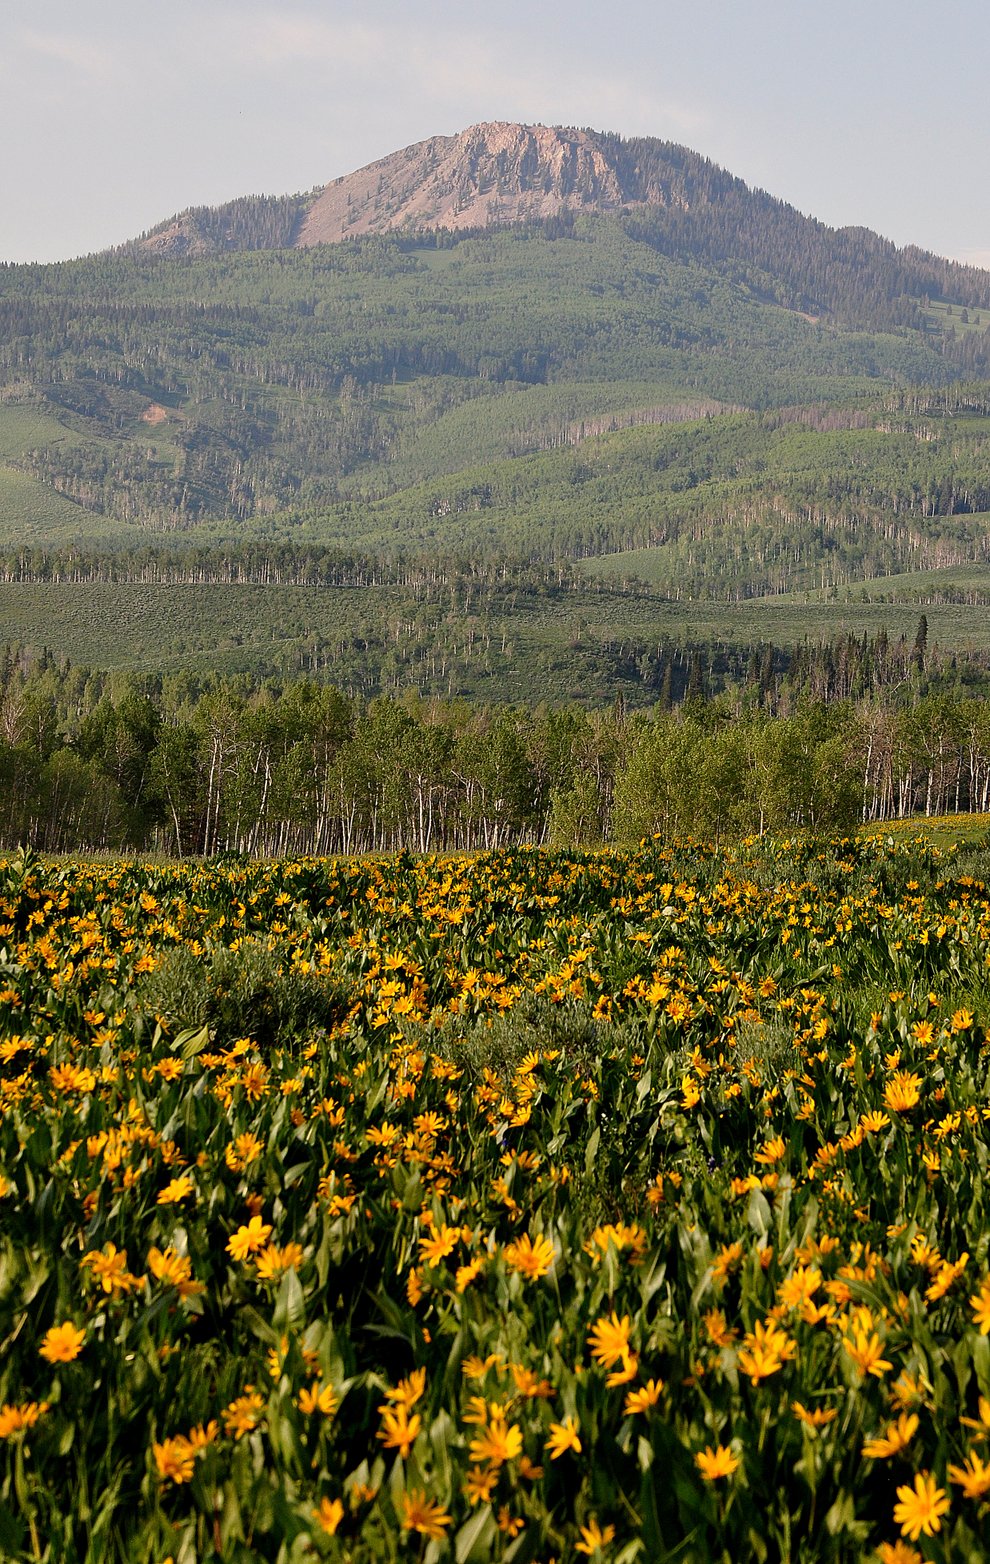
298;1383;337;1416
892;1471;949;1540
468;1415;522;1468
398;1489;451;1540
575;1518;617;1554
862;1413;919;1460
948;1451;990;1499
623;1380;664;1415
546;1416;582;1459
39;1322;85;1364
153;1437;196;1484
694;1444;740;1479
226;1215;273;1261
312;1497;344;1535
587;1313;632;1369
376;1405;420;1459
503;1232;555;1279
884;1071;922;1113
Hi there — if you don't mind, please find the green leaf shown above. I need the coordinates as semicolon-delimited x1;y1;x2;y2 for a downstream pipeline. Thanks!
455;1504;495;1562
585;1126;601;1175
273;1266;306;1330
746;1187;772;1240
502;1524;539;1564
175;1024;210;1060
429;1409;454;1495
366;1071;390;1114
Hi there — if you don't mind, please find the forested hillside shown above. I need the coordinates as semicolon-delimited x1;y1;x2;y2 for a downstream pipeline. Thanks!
4;123;990;693
7;382;990;589
131;122;990;347
1;217;988;540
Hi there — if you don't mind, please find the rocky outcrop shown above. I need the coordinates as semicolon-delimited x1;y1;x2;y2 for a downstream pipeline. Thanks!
297;122;633;245
129;122;748;256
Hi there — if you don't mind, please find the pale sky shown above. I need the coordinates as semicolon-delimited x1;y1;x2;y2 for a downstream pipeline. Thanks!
2;0;988;268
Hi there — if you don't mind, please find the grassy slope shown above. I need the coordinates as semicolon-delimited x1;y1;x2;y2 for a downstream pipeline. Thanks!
0;468;99;545
338;379;724;495
0;404;161;546
2;580;987;697
801;556;990;602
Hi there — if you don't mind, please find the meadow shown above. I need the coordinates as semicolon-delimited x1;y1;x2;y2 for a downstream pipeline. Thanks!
0;469;100;550
6;580;990;704
2;829;990;1560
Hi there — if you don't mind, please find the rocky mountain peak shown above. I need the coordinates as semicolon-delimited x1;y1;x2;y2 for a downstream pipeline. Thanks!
295;121;632;246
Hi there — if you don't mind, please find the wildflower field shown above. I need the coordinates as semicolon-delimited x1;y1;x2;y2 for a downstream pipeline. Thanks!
3;832;990;1562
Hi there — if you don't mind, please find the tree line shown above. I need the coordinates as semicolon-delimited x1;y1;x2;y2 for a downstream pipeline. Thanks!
3;643;990;856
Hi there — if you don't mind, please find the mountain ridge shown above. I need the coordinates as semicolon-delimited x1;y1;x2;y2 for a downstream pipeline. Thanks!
301;122;635;245
135;121;689;255
127;119;990;346
130;119;976;272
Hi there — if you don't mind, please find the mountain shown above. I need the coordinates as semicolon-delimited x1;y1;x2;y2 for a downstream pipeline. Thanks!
131;121;990;334
5;119;990;692
297;122;633;246
135;121;679;256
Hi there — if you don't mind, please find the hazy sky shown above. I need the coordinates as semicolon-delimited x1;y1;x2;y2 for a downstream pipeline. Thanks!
2;0;988;267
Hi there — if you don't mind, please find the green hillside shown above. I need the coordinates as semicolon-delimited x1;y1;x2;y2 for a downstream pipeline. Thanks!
3;576;989;703
0;217;982;541
305;397;990;582
0;467;97;546
4;136;990;689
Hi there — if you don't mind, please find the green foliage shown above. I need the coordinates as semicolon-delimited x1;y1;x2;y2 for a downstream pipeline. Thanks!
548;776;606;848
135;939;343;1045
4;643;990;855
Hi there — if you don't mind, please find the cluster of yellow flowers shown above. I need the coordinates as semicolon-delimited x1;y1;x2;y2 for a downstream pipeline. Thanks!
1;832;989;1559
